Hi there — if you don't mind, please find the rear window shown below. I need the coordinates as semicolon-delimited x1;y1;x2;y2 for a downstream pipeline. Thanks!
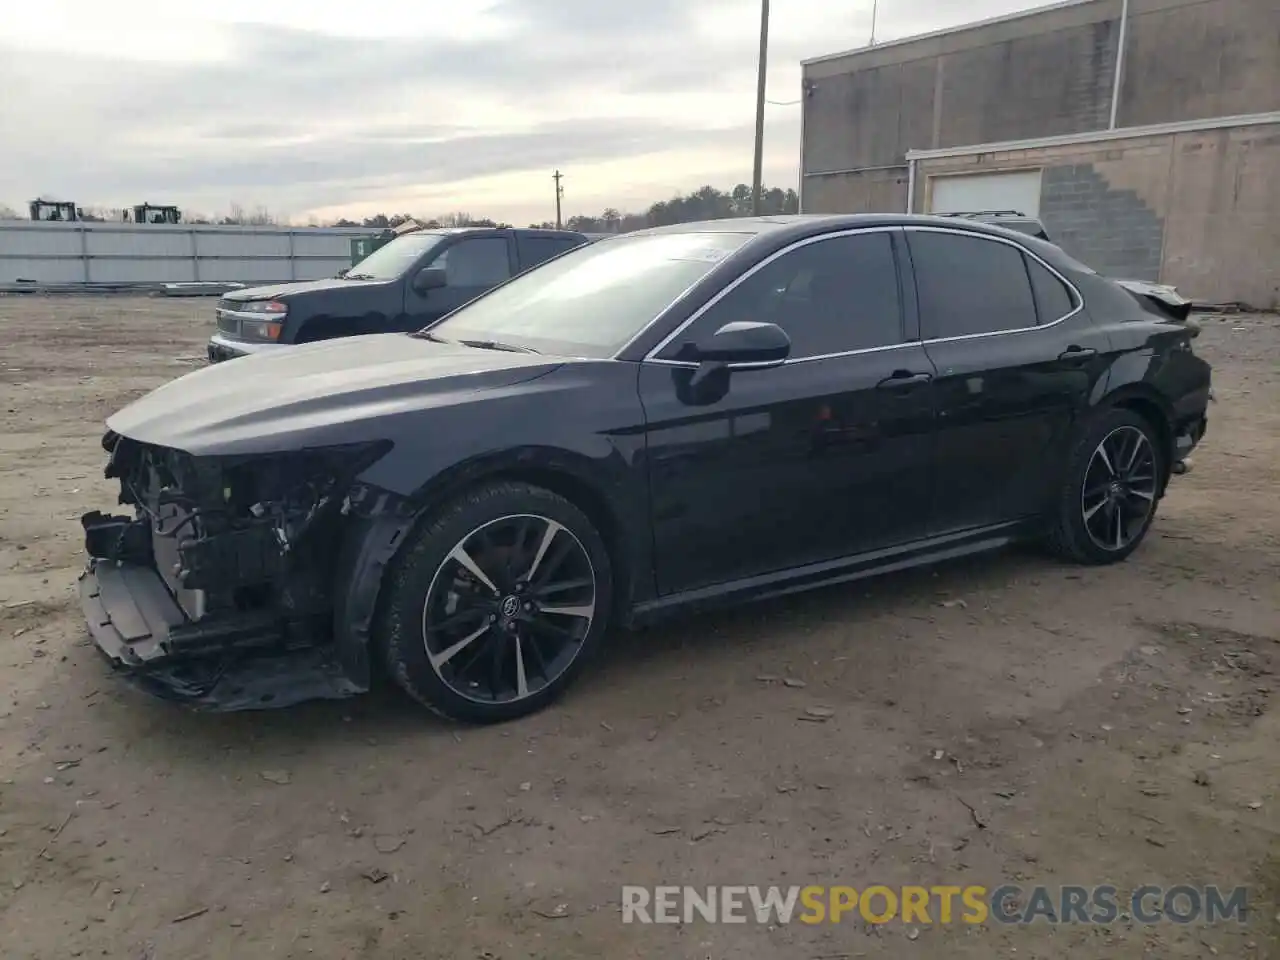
1026;256;1077;323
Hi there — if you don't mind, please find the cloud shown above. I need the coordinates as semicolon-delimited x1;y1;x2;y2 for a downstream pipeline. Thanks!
0;0;1049;224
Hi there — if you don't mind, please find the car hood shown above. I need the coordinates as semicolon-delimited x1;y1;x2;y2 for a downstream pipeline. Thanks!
107;334;562;456
223;276;386;301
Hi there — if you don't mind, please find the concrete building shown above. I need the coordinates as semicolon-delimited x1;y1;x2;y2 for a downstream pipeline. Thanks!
800;0;1280;307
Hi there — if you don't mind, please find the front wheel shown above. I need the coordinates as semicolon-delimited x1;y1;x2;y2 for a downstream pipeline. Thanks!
379;481;613;723
1047;408;1165;564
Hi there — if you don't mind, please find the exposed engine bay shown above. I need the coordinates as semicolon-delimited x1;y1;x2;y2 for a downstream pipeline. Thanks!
79;432;400;710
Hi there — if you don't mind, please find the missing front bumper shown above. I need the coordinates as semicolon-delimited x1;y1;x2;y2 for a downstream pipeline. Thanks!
79;556;363;712
77;438;397;711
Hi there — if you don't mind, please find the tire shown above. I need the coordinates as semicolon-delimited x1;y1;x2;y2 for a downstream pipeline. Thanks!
1047;407;1166;565
379;480;613;723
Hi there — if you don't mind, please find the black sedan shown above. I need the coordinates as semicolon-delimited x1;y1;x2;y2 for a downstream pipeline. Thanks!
79;214;1211;723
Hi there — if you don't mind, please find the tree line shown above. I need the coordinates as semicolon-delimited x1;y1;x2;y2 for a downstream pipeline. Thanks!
539;183;800;233
0;183;800;230
318;183;799;232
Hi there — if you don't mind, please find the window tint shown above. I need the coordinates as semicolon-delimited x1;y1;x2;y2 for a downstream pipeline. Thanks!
431;237;511;287
427;231;752;358
348;232;444;279
1026;255;1076;324
521;236;583;269
909;232;1038;339
667;232;902;361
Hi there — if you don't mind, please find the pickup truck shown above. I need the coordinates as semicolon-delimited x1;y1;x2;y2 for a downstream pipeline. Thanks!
207;226;590;362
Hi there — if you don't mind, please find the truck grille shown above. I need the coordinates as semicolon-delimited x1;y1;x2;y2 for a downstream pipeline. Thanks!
215;299;242;335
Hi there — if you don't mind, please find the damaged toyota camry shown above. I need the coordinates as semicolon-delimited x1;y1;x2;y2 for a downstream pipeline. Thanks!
80;214;1212;723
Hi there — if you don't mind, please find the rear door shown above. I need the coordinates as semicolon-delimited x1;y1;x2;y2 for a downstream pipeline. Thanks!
639;228;938;594
404;234;515;329
905;226;1110;533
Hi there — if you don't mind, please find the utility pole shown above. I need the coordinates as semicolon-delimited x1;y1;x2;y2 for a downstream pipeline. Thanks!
869;0;879;45
1108;0;1130;129
553;170;564;229
751;0;770;216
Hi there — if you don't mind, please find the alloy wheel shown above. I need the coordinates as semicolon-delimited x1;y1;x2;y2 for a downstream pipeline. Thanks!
1080;425;1159;551
421;514;597;704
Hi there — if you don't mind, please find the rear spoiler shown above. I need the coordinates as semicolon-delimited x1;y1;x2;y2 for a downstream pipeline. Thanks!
1114;279;1195;325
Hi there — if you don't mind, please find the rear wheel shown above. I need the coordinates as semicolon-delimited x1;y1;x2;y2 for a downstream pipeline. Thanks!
380;481;612;723
1047;408;1165;564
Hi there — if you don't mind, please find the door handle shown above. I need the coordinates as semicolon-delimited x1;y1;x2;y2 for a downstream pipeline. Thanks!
876;371;933;389
1058;345;1097;361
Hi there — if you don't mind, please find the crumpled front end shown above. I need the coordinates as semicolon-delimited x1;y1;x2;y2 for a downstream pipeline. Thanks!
79;432;394;710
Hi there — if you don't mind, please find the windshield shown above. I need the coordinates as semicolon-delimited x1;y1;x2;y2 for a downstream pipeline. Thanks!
423;231;752;357
346;231;445;280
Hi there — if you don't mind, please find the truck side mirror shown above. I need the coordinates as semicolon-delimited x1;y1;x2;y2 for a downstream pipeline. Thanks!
413;267;447;293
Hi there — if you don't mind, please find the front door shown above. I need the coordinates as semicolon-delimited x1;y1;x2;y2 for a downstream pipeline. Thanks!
405;234;515;331
905;227;1112;533
639;228;938;595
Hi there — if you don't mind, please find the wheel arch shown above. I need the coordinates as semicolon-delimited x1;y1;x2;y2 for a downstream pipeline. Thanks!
1095;384;1175;488
333;441;650;691
401;447;641;611
331;447;643;691
416;454;632;602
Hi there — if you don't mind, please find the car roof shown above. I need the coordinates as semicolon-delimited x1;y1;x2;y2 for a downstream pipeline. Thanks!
611;213;1086;276
626;213;1038;243
423;226;584;237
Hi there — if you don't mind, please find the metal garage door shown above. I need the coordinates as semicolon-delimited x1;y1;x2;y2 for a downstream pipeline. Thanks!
928;170;1043;217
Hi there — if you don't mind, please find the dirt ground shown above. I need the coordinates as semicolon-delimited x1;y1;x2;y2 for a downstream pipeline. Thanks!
0;295;1276;960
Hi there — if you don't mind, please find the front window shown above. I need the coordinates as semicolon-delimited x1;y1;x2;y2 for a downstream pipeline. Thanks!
662;232;904;361
346;232;445;280
423;231;752;358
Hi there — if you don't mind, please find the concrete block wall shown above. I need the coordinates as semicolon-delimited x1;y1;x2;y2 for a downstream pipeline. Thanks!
800;168;910;217
1120;0;1280;127
933;16;1117;150
1039;164;1165;280
802;0;1280;218
915;122;1280;308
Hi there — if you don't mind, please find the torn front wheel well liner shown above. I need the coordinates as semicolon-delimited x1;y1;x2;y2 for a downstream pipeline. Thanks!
330;509;418;690
330;457;640;687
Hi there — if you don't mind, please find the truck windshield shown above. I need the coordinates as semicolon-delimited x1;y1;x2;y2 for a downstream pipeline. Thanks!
422;231;752;358
346;232;445;280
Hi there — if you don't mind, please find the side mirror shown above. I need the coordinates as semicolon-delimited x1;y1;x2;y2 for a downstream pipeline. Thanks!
693;321;790;367
412;267;447;293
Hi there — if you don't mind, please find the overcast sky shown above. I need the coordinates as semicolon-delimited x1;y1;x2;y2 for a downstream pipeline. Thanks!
1;0;1048;225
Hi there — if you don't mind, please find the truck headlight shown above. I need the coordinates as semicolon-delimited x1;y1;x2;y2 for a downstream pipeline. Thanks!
239;301;288;341
241;318;283;341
